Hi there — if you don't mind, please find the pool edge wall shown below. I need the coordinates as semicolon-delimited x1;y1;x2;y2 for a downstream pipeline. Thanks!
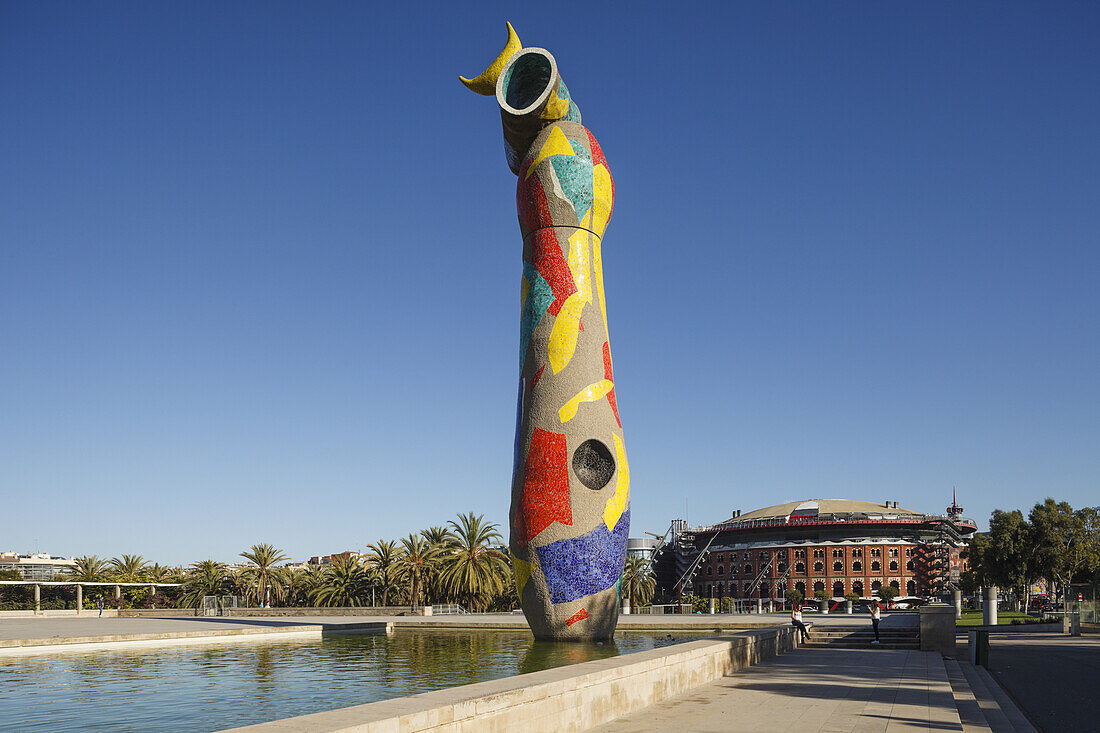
219;626;799;733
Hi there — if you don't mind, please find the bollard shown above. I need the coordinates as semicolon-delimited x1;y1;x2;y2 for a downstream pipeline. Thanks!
76;584;83;614
709;598;715;615
953;588;962;620
920;603;957;654
767;600;774;613
969;629;989;667
846;600;853;614
1063;611;1080;636
756;598;762;614
820;599;829;615
34;584;41;614
983;587;998;626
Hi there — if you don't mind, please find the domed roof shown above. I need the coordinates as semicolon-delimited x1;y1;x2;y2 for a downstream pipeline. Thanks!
731;499;923;523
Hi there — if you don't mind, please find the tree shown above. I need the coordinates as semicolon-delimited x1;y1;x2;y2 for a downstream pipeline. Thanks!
285;565;326;607
986;509;1035;610
419;526;455;604
108;554;148;582
312;555;371;607
394;534;440;608
785;589;804;607
877;585;898;605
180;560;233;608
239;543;289;607
440;513;509;612
621;554;656;611
364;540;401;606
1029;499;1100;599
66;555;109;582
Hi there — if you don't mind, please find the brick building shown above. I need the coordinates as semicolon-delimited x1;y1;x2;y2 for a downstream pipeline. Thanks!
657;498;975;601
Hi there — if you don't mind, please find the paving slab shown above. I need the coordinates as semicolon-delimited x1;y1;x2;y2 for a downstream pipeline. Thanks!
590;647;962;733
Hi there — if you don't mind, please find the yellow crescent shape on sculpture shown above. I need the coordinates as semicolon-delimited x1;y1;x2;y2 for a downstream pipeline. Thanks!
459;22;522;95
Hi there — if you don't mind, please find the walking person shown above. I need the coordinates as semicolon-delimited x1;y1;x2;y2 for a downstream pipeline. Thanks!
97;597;104;617
791;602;811;642
870;599;882;644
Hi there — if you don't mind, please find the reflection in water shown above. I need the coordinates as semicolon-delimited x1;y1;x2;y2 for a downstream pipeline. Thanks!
519;639;619;675
0;629;703;732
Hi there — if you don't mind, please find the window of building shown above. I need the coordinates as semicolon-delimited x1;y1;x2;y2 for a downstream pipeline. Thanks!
813;561;824;573
871;580;882;591
813;549;825;558
742;553;749;561
744;564;753;575
889;548;898;558
889;580;900;590
889;561;898;571
905;560;913;571
833;561;843;573
871;561;881;572
852;560;863;573
870;548;881;557
833;581;844;596
795;562;805;574
758;551;768;560
852;548;863;557
813;581;825;592
832;548;844;558
852;580;864;595
795;581;806;595
777;563;786;573
718;566;724;576
794;549;806;559
706;566;713;575
905;548;914;557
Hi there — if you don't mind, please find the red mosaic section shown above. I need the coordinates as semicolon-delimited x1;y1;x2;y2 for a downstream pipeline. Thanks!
516;166;554;235
530;228;576;316
603;341;622;428
565;608;589;626
514;428;573;548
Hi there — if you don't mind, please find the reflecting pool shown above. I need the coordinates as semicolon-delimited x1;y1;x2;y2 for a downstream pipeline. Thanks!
0;629;703;731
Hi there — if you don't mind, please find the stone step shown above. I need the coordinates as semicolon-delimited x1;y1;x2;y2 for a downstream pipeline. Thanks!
802;640;920;650
954;658;1037;733
944;657;994;732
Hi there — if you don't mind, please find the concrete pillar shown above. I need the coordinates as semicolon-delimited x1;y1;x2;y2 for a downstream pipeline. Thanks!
845;600;853;614
34;584;41;614
708;598;715;614
1063;611;1080;636
114;584;121;611
920;603;957;654
767;600;774;613
820;599;829;614
953;588;962;620
983;586;998;626
755;598;762;614
76;584;83;614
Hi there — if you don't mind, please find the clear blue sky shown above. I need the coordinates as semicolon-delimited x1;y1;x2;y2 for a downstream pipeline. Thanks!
2;2;1097;565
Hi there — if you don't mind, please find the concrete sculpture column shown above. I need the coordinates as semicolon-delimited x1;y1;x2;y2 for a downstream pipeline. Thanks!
76;584;83;614
845;600;853;614
462;23;627;641
983;586;998;626
34;583;41;614
952;588;962;620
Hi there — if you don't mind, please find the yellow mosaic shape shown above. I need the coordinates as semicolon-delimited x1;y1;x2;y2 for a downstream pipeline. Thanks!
524;126;575;180
540;88;570;120
558;379;614;423
591;163;613;237
459;22;522;96
602;434;630;531
511;551;534;597
547;226;593;373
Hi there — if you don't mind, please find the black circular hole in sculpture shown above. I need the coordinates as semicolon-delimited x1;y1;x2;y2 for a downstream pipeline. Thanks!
572;439;615;490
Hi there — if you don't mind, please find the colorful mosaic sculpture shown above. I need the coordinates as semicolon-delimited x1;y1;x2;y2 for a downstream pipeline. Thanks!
461;24;628;641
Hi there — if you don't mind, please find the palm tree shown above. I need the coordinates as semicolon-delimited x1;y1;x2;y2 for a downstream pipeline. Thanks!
420;526;455;603
108;554;149;582
145;563;174;583
364;540;401;606
440;513;509;612
180;560;232;608
285;565;326;607
394;534;441;608
66;555;109;582
312;555;371;607
239;543;289;607
621;554;656;611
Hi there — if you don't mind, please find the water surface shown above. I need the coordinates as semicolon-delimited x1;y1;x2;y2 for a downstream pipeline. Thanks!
0;629;702;731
